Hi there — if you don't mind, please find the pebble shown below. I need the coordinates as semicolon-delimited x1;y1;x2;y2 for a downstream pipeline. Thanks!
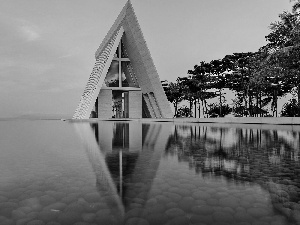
168;216;189;225
143;213;168;225
219;196;240;208
234;211;254;222
57;212;81;225
37;210;59;222
164;192;182;202
81;213;96;222
190;215;213;224
26;220;46;225
84;192;101;203
247;208;270;217
192;190;211;200
191;205;214;215
165;208;185;218
213;211;234;222
125;217;149;225
178;197;195;211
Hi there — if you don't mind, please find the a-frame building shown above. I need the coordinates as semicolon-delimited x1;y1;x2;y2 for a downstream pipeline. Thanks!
73;1;173;119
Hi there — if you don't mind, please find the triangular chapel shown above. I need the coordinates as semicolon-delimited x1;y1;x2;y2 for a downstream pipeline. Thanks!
73;1;172;119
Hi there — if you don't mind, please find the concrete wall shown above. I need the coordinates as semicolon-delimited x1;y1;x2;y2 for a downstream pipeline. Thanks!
129;90;142;118
97;89;113;118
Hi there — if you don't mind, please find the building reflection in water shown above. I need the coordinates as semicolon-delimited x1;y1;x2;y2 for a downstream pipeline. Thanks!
74;122;300;224
73;121;172;218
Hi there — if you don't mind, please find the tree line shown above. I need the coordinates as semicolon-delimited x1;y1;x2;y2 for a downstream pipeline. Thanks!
163;0;300;118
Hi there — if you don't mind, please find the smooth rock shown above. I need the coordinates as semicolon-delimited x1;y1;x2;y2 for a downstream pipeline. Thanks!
247;208;270;217
125;208;144;219
57;212;81;225
165;192;182;202
44;202;66;211
168;216;189;225
37;210;59;222
192;191;211;200
143;204;165;215
26;220;46;225
251;222;270;225
191;205;214;215
165;202;178;209
219;196;240;208
178;197;195;212
16;218;32;225
45;222;61;225
234;211;254;222
213;211;234;222
84;192;101;203
12;209;26;220
144;213;168;225
165;208;185;218
125;217;149;225
81;213;96;222
64;202;85;213
190;215;213;224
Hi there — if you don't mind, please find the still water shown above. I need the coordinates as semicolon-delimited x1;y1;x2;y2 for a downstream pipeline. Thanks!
0;120;299;225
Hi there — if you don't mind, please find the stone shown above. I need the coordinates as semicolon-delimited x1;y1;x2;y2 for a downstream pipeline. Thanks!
191;205;214;215
84;192;101;203
57;212;81;225
95;213;117;224
143;204;165;215
145;198;157;206
37;210;59;222
16;218;31;225
131;198;145;205
213;211;234;223
168;216;190;225
81;213;96;222
26;220;46;225
125;217;149;225
128;203;142;209
45;222;61;225
17;206;32;214
44;202;66;211
190;215;213;224
251;222;270;225
61;196;77;204
165;202;178;209
73;222;91;225
125;208;144;219
178;197;195;212
144;213;168;225
192;190;211;200
234;211;254;222
247;208;270;218
20;198;41;211
0;196;8;202
165;192;182;202
64;202;85;213
207;198;219;206
165;208;185;218
12;209;26;220
219;196;240;208
155;195;170;204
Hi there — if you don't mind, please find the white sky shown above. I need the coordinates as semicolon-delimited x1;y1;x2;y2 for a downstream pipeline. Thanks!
0;0;292;118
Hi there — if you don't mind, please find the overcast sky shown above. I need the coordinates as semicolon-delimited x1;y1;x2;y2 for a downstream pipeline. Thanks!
0;0;292;118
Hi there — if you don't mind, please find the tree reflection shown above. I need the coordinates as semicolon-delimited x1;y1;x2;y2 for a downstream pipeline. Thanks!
165;124;300;222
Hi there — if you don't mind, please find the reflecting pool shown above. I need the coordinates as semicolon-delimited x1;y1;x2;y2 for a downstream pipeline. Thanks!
0;120;299;225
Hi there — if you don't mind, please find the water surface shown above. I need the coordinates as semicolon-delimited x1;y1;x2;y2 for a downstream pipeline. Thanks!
0;120;299;225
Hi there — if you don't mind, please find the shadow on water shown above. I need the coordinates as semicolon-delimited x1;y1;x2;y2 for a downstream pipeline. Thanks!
73;121;300;225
